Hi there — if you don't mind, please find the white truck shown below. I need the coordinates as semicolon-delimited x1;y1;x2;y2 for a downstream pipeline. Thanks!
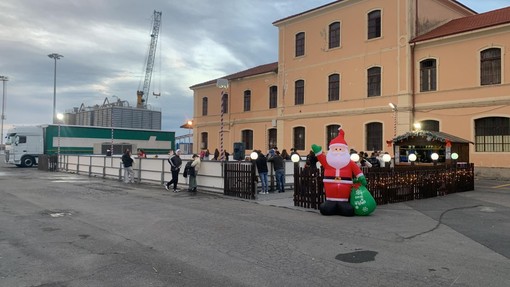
4;124;175;167
4;126;44;167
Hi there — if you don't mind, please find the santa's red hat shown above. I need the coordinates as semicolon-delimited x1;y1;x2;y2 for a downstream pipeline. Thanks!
329;126;348;147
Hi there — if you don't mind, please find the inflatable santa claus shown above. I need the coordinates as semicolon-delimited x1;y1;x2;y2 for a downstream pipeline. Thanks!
312;126;367;216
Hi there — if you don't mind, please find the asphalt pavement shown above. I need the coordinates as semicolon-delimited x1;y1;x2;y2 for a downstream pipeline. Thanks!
1;161;509;287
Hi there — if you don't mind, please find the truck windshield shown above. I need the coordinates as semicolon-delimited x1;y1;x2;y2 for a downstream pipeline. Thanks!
5;133;16;145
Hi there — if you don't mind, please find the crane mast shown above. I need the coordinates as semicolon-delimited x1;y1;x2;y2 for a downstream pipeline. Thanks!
137;10;162;109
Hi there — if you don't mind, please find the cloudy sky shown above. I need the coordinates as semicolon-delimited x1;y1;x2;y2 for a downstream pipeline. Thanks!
0;0;508;137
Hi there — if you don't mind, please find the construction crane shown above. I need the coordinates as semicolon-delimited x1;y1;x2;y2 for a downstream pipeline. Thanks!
137;10;162;109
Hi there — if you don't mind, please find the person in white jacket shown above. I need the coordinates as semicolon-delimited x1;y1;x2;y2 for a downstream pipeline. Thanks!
188;154;201;192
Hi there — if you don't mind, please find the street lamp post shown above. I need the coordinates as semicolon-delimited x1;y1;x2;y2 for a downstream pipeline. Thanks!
389;103;397;137
48;53;63;124
187;120;192;154
0;76;8;145
56;113;64;170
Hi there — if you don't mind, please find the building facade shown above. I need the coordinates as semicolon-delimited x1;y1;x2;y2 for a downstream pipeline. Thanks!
64;97;162;130
190;0;510;176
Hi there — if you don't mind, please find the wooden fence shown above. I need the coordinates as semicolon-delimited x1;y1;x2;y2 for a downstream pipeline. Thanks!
223;161;257;199
37;154;58;172
293;164;475;209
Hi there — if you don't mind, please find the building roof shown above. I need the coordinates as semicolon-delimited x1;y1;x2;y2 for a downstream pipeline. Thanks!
189;62;278;89
412;6;510;43
393;131;473;144
272;0;343;25
273;0;476;26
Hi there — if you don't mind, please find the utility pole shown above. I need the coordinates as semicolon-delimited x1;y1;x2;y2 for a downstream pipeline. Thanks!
48;53;63;124
0;76;8;145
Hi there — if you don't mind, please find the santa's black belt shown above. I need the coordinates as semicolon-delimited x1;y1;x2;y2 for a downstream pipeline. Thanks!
323;176;352;181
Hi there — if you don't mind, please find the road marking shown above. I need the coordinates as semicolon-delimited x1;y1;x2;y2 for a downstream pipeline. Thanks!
492;183;510;189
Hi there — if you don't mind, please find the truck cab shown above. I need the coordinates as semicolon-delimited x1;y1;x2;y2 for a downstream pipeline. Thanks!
5;126;44;167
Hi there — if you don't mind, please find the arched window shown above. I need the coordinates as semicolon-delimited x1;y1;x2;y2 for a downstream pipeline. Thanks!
268;128;277;150
329;22;340;49
420;120;439;132
243;90;251;112
367;67;381;97
326;124;340;146
420;59;437;92
366;122;382;151
293;127;305;150
242;130;253;150
200;132;208;149
202;97;208;116
328;74;340;101
368;10;381;39
295;32;305;57
221;93;228;114
269;86;277;109
481;48;501;85
295;80;305;105
475;117;510;152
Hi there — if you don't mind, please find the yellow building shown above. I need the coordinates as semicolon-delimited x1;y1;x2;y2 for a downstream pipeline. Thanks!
190;0;510;177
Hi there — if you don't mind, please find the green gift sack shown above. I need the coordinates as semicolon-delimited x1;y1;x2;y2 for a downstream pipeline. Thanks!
350;185;376;216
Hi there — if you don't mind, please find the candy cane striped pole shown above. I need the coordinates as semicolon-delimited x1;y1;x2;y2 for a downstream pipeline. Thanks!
220;91;224;161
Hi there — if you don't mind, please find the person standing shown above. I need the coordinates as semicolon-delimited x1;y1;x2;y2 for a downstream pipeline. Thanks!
213;148;220;160
268;150;285;193
165;149;182;192
280;149;291;160
121;149;135;183
255;150;269;194
188;154;201;192
137;149;147;158
305;150;318;170
290;148;300;158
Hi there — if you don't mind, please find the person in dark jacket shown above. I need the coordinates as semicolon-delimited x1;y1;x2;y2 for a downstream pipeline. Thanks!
305;150;318;170
255;150;269;194
267;149;285;193
121;149;134;183
213;148;220;160
165;149;182;192
280;149;291;160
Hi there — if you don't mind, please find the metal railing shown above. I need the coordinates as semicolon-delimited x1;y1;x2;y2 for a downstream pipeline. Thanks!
59;155;298;193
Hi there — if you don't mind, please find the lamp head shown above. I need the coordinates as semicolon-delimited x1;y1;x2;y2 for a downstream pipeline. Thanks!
350;153;360;162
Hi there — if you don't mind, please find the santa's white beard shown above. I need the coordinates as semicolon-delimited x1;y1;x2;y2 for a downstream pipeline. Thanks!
326;150;350;169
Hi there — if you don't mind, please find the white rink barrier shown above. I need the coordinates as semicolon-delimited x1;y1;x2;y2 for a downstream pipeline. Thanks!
60;155;301;193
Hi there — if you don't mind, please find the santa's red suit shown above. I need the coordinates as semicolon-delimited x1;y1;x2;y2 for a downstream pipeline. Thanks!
316;155;362;201
315;128;363;202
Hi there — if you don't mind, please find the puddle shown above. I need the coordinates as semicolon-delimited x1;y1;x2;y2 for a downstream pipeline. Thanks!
335;250;377;263
41;209;74;218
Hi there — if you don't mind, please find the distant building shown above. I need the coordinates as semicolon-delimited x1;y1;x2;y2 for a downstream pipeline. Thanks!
64;97;161;130
190;0;510;177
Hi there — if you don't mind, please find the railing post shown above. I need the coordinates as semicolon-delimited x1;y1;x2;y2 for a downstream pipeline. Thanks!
293;160;299;206
161;159;165;185
119;161;123;181
251;159;257;199
137;158;142;184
